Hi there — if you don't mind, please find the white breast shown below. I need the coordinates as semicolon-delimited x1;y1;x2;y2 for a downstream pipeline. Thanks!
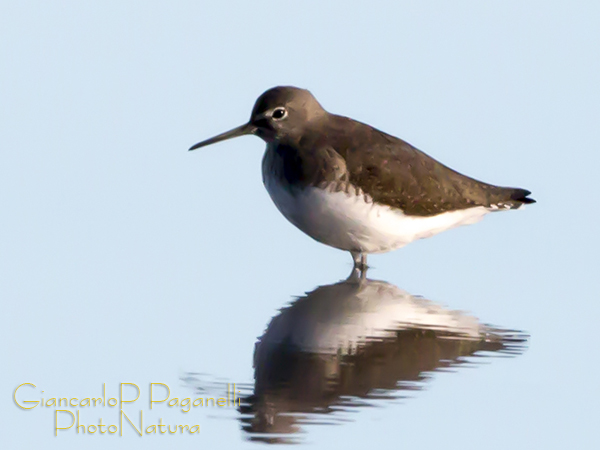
264;176;490;254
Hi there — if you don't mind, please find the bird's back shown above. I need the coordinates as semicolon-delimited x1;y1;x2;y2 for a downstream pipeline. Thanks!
313;115;534;216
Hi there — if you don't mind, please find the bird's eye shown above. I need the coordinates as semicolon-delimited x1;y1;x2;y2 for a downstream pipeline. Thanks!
272;107;287;120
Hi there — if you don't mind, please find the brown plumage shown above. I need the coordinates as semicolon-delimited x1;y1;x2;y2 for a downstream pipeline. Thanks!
289;113;535;216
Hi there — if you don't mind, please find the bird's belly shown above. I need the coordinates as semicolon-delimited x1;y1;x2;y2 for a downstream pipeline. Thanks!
264;179;490;254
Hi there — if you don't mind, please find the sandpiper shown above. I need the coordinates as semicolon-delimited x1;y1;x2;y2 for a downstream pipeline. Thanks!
189;86;535;269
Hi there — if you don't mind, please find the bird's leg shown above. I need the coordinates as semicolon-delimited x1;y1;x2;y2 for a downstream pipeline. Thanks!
348;265;368;283
350;251;369;279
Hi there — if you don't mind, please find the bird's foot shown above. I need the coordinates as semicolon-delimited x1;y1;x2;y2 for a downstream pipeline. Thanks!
350;251;369;281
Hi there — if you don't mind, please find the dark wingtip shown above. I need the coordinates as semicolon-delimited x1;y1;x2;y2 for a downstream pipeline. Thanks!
511;189;536;204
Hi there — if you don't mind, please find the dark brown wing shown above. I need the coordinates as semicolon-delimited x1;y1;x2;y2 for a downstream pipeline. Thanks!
323;116;535;216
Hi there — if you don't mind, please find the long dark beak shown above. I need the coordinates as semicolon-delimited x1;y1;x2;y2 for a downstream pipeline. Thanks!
189;123;256;151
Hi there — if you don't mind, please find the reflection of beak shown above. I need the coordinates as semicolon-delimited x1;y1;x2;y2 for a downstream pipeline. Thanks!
188;122;257;151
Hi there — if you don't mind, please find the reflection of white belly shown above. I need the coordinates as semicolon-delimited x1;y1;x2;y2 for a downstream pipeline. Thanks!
258;279;484;355
264;177;490;254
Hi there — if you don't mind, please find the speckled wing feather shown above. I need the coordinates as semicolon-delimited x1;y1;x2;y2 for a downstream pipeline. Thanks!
323;115;535;216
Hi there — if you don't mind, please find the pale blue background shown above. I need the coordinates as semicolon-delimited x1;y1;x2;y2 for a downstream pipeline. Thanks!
1;1;598;448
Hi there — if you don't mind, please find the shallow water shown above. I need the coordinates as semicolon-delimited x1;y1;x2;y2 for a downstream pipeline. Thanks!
183;271;528;444
3;2;598;449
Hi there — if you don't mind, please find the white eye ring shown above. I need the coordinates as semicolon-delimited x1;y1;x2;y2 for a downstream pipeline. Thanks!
271;107;287;120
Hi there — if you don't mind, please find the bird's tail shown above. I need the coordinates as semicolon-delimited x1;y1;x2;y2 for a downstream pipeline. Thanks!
490;188;536;210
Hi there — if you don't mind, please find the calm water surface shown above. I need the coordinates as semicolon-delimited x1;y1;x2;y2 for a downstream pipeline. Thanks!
3;3;597;449
185;269;528;444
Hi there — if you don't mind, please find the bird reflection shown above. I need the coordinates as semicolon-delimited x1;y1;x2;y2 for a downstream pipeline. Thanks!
239;269;528;444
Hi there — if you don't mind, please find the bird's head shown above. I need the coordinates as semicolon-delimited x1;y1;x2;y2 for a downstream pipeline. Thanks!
189;86;326;150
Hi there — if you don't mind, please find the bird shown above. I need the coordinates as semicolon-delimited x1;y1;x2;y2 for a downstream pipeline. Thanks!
189;86;535;270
